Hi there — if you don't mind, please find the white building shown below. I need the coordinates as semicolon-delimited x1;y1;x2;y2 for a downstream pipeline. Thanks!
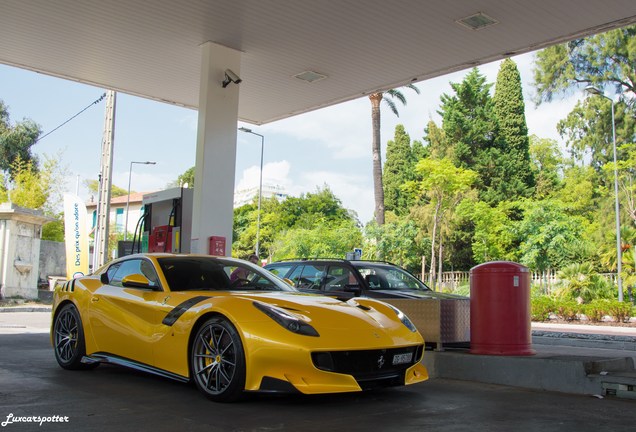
233;184;288;208
86;192;152;236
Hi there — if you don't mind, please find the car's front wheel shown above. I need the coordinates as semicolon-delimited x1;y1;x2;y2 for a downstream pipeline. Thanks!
53;303;95;370
191;316;246;402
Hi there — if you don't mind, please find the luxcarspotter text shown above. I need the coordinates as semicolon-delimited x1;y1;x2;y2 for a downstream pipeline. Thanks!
2;413;69;427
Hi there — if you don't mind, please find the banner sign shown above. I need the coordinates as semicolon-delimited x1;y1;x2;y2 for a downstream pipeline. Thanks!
63;194;89;279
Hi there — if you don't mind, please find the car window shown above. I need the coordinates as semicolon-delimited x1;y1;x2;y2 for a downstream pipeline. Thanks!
265;264;294;279
355;264;430;291
109;259;159;289
157;257;293;292
295;264;326;290
324;265;357;291
106;263;122;282
160;258;230;291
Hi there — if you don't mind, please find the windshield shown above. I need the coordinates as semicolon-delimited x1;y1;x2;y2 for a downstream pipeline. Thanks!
353;263;431;291
157;256;297;292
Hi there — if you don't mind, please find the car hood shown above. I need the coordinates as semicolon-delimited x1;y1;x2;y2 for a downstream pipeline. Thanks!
219;291;411;333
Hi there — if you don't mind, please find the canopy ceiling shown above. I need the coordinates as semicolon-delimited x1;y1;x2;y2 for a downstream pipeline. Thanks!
2;1;636;124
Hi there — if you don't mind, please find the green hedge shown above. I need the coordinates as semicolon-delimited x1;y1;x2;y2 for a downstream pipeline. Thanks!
531;296;634;323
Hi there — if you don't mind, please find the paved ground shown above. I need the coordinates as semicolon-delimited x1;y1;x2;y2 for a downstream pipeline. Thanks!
0;313;634;431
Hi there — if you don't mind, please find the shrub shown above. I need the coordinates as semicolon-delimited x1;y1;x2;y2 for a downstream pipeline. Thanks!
453;284;470;297
556;263;613;303
554;299;581;321
583;299;610;322
606;300;634;323
531;296;554;322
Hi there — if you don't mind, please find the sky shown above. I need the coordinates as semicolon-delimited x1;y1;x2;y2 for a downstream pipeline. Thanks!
0;51;581;224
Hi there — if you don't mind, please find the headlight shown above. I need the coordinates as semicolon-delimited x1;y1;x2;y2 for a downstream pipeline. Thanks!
386;303;418;333
253;302;319;337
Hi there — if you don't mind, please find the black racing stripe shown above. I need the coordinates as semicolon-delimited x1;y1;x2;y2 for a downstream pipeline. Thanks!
162;296;212;326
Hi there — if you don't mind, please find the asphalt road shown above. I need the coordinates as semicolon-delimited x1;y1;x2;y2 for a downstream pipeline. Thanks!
0;314;634;431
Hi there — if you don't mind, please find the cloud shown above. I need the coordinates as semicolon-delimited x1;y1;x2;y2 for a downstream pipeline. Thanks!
111;170;174;194
236;160;292;191
263;99;371;159
234;160;374;223
298;170;374;223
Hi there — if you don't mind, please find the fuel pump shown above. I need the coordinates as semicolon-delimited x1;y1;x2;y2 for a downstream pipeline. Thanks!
116;187;194;257
143;187;193;253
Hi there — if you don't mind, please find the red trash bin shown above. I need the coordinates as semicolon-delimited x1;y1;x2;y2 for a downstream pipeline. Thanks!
469;261;535;356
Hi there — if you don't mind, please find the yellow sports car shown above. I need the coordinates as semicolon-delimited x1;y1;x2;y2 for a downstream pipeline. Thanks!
51;254;428;402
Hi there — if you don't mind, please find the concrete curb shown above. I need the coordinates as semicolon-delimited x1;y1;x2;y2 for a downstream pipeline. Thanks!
532;330;636;351
0;307;52;313
423;348;636;396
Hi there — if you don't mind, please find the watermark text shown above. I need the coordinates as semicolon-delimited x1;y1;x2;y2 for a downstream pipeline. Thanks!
2;413;69;427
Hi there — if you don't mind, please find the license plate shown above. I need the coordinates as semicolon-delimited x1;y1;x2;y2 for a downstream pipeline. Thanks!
392;352;413;365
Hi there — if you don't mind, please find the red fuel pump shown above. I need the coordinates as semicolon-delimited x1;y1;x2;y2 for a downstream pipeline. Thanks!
148;225;173;253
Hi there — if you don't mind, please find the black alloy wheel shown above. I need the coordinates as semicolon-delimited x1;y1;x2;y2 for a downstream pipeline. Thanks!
53;303;95;370
191;316;246;402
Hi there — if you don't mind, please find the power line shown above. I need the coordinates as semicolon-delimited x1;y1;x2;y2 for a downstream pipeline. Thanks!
35;92;107;143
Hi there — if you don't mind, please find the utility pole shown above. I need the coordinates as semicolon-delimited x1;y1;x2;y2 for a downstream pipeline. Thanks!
93;90;116;269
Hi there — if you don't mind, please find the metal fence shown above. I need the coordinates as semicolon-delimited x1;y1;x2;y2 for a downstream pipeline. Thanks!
421;271;617;293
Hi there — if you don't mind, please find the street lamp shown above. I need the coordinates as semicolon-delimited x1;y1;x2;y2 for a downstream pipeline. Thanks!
124;161;156;241
238;127;264;255
585;86;623;302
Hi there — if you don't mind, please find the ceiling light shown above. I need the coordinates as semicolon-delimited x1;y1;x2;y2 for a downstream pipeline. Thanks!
293;71;327;83
456;12;498;30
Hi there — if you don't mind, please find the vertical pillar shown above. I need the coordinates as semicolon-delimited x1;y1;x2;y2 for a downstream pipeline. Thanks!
95;90;116;267
190;42;242;255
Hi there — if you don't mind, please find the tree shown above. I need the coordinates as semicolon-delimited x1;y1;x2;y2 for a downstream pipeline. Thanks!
271;219;362;261
404;157;477;289
493;58;535;199
368;84;420;225
0;100;41;177
85;179;129;198
456;200;517;263
232;186;360;260
556;97;635;171
533;25;636;104
529;135;563;199
440;69;496;169
174;166;195;188
516;199;589;277
613;143;636;224
423;120;451;159
384;125;417;215
438;68;502;204
4;155;63;212
364;214;425;273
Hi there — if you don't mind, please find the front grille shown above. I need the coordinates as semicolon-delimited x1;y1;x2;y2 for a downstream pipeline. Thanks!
312;345;423;388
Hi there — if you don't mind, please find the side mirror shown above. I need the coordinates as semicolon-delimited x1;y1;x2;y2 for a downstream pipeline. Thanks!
121;273;152;289
283;278;295;287
100;273;109;284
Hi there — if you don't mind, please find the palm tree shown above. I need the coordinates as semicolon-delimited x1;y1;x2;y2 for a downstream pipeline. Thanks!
368;85;420;225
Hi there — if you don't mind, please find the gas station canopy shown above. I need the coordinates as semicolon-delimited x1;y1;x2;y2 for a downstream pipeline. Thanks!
2;0;636;125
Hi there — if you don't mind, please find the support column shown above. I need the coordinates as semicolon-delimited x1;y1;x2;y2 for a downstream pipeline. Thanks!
190;42;242;255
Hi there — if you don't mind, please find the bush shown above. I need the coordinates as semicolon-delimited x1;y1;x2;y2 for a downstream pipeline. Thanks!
606;300;634;323
583;299;610;322
554;299;581;321
453;284;470;297
531;296;554;321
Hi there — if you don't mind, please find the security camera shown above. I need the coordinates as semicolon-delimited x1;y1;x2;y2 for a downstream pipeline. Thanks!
222;69;242;87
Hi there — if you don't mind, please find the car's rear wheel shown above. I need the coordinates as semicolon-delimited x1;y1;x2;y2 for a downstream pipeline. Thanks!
191;316;246;402
53;303;95;370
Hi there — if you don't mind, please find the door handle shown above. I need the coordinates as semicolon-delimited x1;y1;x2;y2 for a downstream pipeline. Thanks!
91;297;99;303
